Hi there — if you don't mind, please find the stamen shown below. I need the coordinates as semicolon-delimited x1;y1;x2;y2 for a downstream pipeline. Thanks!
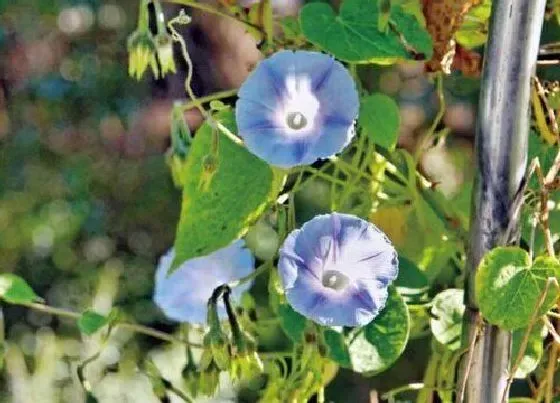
286;111;307;130
322;270;350;291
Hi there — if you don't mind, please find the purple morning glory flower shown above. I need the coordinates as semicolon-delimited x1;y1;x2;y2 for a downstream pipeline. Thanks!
153;240;254;324
235;50;359;168
278;213;398;327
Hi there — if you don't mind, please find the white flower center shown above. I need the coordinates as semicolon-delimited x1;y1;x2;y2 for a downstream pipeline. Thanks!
274;74;320;135
322;270;350;291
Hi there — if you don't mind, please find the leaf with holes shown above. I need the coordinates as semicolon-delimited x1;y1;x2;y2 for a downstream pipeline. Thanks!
299;0;432;63
171;110;284;271
475;247;560;330
430;289;464;350
346;286;409;375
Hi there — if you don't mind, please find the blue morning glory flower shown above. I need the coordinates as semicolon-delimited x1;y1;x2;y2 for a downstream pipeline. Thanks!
153;240;254;324
235;50;359;168
278;213;398;327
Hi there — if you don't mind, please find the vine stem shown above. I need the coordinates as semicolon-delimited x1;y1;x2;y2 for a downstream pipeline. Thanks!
179;89;238;112
502;278;559;403
228;261;271;288
414;72;445;165
163;0;262;35
13;301;202;347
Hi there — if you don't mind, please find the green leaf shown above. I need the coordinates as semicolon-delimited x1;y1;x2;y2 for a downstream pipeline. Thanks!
522;132;560;256
430;289;465;351
359;93;400;150
78;310;109;335
0;274;39;304
268;270;307;342
347;286;410;375
323;329;351;367
299;0;432;63
511;323;546;379
277;303;307;343
389;6;433;58
455;0;491;49
475;247;560;330
394;256;428;298
171;110;283;270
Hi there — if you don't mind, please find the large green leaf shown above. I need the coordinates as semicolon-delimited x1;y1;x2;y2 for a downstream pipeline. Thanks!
345;287;409;375
0;274;39;304
300;0;432;63
430;289;464;351
359;93;400;150
511;323;546;379
171;110;283;270
475;247;560;330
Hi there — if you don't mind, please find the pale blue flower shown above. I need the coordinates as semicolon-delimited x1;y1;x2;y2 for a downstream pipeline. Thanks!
278;213;398;327
154;240;254;324
235;50;359;167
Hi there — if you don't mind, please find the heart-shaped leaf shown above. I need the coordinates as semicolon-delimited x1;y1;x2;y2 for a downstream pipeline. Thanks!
300;0;432;63
430;289;464;351
475;247;560;330
323;287;409;375
359;93;400;150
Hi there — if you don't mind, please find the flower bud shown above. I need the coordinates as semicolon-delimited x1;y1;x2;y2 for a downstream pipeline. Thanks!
155;33;176;77
127;29;158;80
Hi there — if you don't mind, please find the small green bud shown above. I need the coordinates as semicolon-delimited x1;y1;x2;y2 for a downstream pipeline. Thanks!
155;33;176;77
210;332;231;371
127;29;158;80
199;362;220;397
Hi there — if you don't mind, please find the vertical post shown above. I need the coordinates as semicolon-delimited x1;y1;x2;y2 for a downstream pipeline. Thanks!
456;0;547;402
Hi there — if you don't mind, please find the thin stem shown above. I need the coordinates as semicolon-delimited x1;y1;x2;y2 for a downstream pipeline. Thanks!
414;72;445;165
164;0;262;35
13;301;203;347
502;277;559;403
137;0;150;30
544;302;560;403
228;261;271;288
152;0;168;34
180;89;238;112
168;13;204;116
330;156;374;182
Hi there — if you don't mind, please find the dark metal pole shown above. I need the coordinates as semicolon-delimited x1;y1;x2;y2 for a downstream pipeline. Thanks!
457;0;547;402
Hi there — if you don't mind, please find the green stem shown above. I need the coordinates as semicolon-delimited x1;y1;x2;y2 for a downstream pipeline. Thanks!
137;0;151;30
414;72;445;165
180;89;238;112
229;261;271;288
168;13;203;115
152;0;168;34
14;301;202;347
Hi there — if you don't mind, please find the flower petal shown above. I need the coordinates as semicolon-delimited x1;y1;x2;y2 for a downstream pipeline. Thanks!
236;50;359;167
153;240;254;324
277;212;399;327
